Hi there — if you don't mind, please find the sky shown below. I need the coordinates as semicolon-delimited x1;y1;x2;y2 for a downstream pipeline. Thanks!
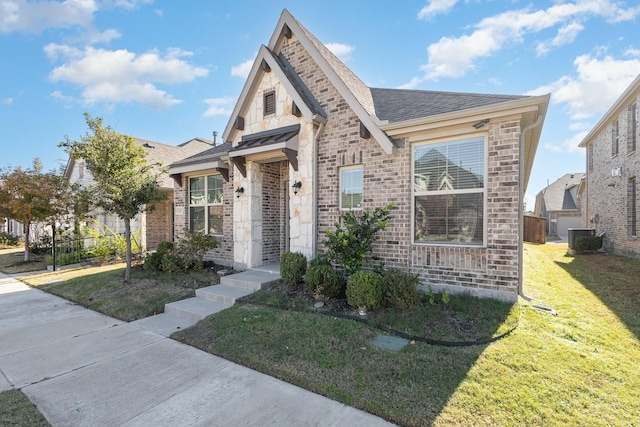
1;0;640;209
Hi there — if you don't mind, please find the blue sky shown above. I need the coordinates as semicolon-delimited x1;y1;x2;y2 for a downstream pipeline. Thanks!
1;0;640;209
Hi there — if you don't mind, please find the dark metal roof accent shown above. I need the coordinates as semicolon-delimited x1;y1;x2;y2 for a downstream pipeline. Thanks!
282;147;298;171
232;124;300;151
269;51;326;119
370;88;528;123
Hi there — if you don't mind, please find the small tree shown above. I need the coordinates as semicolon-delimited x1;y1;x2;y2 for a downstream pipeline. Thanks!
60;113;167;282
323;203;394;275
0;159;69;262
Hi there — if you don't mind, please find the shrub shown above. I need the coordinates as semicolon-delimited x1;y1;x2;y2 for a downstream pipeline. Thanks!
323;203;394;276
0;232;19;246
83;222;140;263
305;260;346;299
29;234;52;254
383;268;421;310
346;270;384;310
575;235;603;253
143;241;175;272
280;251;307;286
175;230;218;270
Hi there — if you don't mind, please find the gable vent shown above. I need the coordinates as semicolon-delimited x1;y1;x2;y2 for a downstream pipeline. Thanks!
264;91;276;116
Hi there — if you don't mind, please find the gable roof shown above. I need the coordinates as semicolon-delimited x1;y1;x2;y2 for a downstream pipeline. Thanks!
538;172;585;211
64;137;212;190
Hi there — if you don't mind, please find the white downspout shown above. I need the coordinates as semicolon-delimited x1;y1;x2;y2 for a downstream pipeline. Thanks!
519;113;544;301
312;120;326;256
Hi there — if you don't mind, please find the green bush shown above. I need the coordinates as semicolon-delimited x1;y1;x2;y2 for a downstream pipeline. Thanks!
346;270;384;309
280;251;307;286
83;222;140;263
175;230;218;270
0;232;19;246
143;241;175;272
305;260;346;299
383;268;421;310
323;203;393;275
575;235;603;253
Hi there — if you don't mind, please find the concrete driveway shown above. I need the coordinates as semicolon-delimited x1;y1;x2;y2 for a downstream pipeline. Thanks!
0;274;395;426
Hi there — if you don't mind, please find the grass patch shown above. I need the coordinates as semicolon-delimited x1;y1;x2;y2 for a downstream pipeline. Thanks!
240;281;519;343
0;390;50;426
21;263;224;322
174;244;640;426
0;248;46;274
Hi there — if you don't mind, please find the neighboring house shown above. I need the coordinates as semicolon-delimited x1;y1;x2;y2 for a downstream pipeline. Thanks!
534;173;585;236
169;9;549;302
578;73;640;259
65;137;211;250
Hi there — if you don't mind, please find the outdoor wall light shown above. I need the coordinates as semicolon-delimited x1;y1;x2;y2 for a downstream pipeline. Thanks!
235;187;244;198
473;119;489;129
292;181;302;195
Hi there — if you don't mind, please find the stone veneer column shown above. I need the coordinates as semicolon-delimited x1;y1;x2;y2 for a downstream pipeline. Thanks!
233;161;263;269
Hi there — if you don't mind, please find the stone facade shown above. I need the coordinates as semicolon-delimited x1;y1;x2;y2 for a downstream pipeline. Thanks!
581;81;640;259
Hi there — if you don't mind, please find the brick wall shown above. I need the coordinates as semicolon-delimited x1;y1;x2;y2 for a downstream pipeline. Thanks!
584;92;640;259
173;171;235;265
145;192;172;250
261;161;288;263
280;36;523;301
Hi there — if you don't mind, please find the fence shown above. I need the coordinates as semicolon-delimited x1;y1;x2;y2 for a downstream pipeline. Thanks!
523;215;546;244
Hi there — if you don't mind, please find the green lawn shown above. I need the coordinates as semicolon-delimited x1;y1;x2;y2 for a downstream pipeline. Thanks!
7;243;640;426
0;390;50;426
0;248;46;274
174;244;640;426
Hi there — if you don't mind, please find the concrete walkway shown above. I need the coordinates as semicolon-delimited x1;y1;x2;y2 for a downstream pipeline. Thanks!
0;273;395;426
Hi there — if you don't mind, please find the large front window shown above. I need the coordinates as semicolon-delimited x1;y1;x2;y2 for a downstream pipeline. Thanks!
189;175;223;235
413;136;485;245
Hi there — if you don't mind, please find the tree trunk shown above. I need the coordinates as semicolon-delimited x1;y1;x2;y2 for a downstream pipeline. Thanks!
23;221;31;262
124;217;132;283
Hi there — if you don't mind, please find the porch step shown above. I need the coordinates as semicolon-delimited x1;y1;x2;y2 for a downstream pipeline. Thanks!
164;298;230;323
196;284;254;304
220;269;281;291
133;264;282;337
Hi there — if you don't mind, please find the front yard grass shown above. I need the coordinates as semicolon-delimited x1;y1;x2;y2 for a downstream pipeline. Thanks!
0;248;46;274
174;243;640;427
0;390;50;426
20;263;224;322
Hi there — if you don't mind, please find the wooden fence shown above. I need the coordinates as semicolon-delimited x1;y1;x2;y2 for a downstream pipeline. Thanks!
523;215;546;244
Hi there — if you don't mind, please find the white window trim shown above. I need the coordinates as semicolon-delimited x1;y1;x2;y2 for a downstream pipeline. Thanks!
188;174;224;236
339;165;364;211
411;133;488;247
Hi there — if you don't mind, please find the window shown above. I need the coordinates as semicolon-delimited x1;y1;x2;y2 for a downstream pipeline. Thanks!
340;166;363;210
189;174;224;235
630;177;637;237
588;145;593;172
612;119;619;156
413;136;485;245
264;91;276;116
630;103;638;153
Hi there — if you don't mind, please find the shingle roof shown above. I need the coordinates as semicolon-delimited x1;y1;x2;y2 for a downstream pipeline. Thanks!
370;88;527;123
541;173;585;211
169;142;230;169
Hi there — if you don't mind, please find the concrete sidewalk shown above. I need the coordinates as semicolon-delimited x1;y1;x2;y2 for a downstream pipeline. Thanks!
0;273;395;426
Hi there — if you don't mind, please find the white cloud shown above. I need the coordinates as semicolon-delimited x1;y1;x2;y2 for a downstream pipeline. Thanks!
326;43;355;61
625;47;640;57
2;97;13;105
536;21;584;56
46;44;209;109
202;96;235;117
406;0;640;85
528;54;640;120
543;130;587;154
231;58;254;78
0;0;97;33
418;0;458;20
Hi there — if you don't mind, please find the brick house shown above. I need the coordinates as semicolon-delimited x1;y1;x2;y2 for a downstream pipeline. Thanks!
533;173;584;236
65;137;211;250
578;74;640;259
169;9;549;302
